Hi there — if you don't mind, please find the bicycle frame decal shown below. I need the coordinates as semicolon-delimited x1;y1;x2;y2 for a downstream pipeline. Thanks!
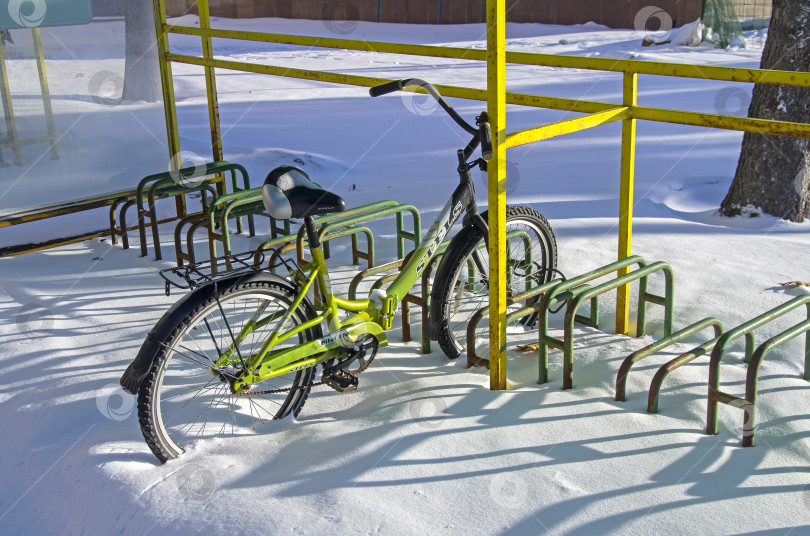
417;199;464;276
384;179;473;306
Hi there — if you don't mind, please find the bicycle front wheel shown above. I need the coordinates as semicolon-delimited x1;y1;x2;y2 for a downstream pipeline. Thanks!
137;279;320;462
432;205;557;359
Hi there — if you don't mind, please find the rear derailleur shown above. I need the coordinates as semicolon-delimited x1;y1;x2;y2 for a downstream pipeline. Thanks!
322;334;379;393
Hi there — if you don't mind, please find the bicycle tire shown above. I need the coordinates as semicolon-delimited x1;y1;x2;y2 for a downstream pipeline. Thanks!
137;279;320;462
431;205;557;359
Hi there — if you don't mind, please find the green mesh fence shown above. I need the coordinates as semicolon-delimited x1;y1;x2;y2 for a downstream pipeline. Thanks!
702;0;772;47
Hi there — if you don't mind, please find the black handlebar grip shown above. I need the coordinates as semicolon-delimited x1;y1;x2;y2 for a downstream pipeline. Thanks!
480;122;493;160
369;80;403;97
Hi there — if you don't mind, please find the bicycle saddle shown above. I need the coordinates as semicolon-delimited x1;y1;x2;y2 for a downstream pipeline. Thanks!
262;166;346;219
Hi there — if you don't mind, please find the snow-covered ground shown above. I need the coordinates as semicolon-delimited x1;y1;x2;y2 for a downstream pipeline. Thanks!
1;16;809;536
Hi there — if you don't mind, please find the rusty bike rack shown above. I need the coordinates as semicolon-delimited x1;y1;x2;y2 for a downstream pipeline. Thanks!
706;294;810;447
615;317;723;413
110;161;249;260
556;261;674;389
465;256;651;374
348;242;450;354
253;200;419;269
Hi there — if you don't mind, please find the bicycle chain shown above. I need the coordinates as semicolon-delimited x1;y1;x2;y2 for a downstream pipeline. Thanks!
233;381;324;397
232;345;376;397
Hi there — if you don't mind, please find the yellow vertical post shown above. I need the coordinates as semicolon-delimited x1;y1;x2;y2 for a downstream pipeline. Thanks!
153;0;184;215
616;72;637;335
197;0;224;165
0;39;21;165
486;0;507;391
32;28;58;160
153;0;181;163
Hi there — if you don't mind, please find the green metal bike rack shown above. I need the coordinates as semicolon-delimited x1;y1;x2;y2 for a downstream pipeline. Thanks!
706;294;810;447
270;225;375;270
269;215;292;238
559;261;674;390
296;203;421;266
388;227;558;364
175;186;265;269
348;257;409;301
110;161;250;260
537;256;647;386
465;277;570;368
251;201;401;268
401;242;447;354
256;200;401;264
615;316;723;412
206;188;262;258
462;256;673;388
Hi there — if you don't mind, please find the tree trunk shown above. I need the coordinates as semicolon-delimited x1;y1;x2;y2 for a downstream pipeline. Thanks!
719;0;810;222
122;0;161;102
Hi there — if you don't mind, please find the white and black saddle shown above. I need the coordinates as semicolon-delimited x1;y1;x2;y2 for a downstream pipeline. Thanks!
262;166;346;220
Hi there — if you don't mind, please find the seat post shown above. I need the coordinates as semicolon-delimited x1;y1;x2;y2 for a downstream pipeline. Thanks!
304;216;320;250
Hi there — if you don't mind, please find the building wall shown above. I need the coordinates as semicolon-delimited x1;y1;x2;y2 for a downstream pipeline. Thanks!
163;0;703;30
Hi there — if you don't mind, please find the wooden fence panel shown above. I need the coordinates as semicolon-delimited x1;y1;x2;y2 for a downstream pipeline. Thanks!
163;0;703;30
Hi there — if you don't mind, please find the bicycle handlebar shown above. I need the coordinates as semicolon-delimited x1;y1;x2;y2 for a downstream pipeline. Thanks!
368;80;402;97
369;78;479;137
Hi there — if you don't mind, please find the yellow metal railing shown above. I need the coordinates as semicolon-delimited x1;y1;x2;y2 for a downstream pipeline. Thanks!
152;0;810;390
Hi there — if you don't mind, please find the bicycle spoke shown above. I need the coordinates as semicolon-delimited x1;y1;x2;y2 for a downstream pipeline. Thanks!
143;285;319;460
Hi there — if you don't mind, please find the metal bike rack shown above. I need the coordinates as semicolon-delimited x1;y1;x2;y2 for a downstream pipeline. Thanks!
175;187;264;268
269;214;292;238
348;243;448;354
534;256;670;387
110;161;249;260
555;261;674;389
707;294;810;447
205;189;261;258
401;245;446;354
463;256;674;390
294;203;421;267
465;277;569;368
282;200;400;259
615;317;724;413
383;228;551;361
254;200;405;266
268;225;374;270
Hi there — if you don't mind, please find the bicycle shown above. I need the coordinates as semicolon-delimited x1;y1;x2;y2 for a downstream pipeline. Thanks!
120;79;558;462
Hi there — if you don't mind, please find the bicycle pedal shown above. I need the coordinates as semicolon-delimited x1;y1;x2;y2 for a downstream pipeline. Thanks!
323;373;359;393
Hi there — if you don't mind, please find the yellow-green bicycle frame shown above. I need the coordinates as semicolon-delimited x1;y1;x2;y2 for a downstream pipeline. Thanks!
220;186;470;393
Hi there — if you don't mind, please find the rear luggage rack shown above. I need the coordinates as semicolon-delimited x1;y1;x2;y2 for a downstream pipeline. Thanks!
159;249;300;294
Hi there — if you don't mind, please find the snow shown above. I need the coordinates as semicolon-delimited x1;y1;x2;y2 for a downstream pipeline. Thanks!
2;15;810;536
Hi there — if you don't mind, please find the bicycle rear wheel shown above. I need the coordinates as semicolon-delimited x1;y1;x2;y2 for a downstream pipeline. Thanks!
137;280;320;462
432;205;557;359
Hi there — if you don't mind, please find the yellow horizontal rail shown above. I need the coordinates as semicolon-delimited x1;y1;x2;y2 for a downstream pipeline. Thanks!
633;106;810;137
505;107;630;148
0;189;134;228
168;53;810;139
164;24;810;88
506;51;810;87
165;24;485;63
167;52;390;92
